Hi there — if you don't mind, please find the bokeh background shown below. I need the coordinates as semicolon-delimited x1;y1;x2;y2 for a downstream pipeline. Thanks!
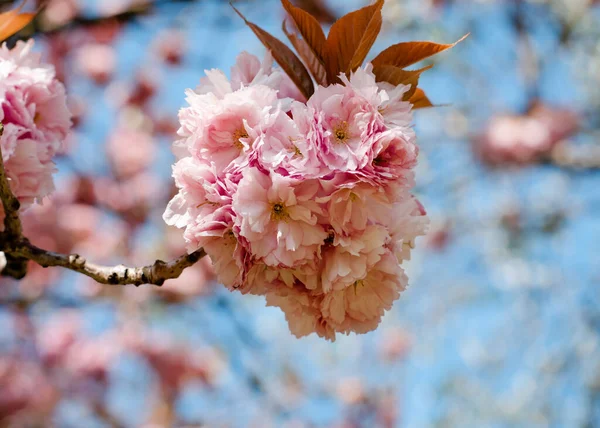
1;0;599;426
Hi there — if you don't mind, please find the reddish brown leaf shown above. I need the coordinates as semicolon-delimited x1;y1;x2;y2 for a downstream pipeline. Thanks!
372;64;433;101
281;0;327;66
291;0;337;24
232;4;314;99
372;34;469;69
0;1;35;42
325;0;384;82
282;19;327;86
409;88;434;109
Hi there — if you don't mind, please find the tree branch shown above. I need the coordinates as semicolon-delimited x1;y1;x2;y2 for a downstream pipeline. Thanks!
0;123;206;286
0;123;29;279
11;241;206;286
32;0;221;35
0;124;22;238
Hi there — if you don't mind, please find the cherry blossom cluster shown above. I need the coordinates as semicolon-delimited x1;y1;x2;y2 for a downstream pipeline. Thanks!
0;40;71;215
164;52;429;340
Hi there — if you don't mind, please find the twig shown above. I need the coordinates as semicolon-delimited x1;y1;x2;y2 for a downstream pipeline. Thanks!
33;0;214;35
12;241;206;286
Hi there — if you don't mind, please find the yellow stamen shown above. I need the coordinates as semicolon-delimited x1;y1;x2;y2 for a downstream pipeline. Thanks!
232;127;249;149
353;280;364;295
196;201;220;209
270;202;288;221
324;230;335;245
333;121;350;144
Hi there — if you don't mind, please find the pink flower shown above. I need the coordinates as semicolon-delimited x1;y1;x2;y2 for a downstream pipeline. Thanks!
42;0;80;28
321;181;391;235
477;115;551;165
202;231;247;290
176;84;280;171
264;249;407;340
360;127;418;186
375;81;414;128
198;50;304;103
320;251;408;334
233;167;327;267
321;224;390;292
3;139;57;208
251;103;321;177
265;282;335;341
247;260;319;295
383;196;430;262
164;157;236;252
74;43;116;84
304;81;384;172
340;63;413;129
475;105;579;166
0;41;71;152
0;40;71;210
106;127;156;179
230;51;279;91
153;30;186;65
165;60;430;341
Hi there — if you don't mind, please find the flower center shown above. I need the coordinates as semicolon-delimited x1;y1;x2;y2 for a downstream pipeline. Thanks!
270;202;288;221
333;121;350;144
324;230;335;246
353;280;364;294
232;126;249;149
287;136;304;158
196;200;220;209
291;144;303;157
223;229;237;250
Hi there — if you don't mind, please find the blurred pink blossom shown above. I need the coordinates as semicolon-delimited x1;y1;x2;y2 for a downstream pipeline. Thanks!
106;127;156;179
153;30;186;65
94;172;164;226
336;377;365;405
41;0;80;28
126;333;223;393
380;327;412;360
74;43;116;84
0;358;57;421
476;104;579;166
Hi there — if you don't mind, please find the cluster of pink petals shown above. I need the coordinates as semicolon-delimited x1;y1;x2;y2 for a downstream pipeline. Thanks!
475;104;579;166
164;52;429;340
0;40;71;214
